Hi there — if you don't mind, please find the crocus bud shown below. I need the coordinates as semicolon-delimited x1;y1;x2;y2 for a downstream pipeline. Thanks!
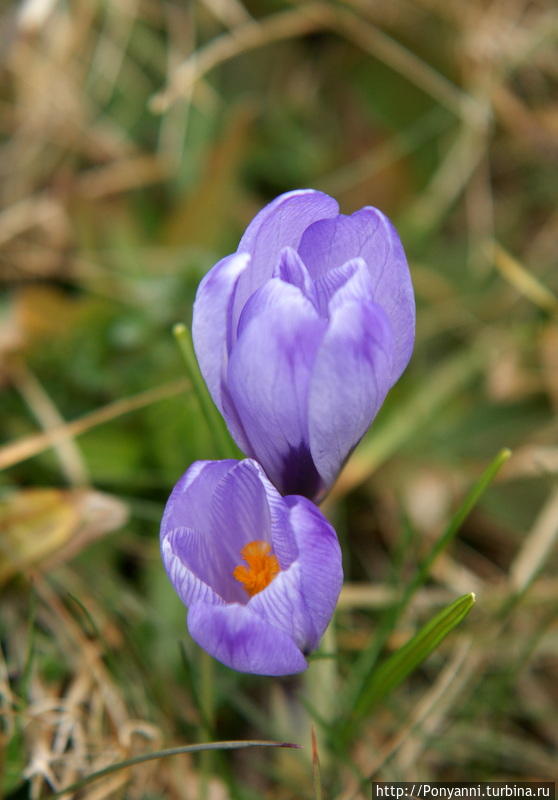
160;458;343;676
193;190;415;501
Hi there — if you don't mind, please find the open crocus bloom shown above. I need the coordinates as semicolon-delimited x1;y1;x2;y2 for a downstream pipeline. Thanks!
193;189;415;501
160;458;343;675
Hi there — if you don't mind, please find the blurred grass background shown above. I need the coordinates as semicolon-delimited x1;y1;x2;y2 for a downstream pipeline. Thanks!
1;0;557;797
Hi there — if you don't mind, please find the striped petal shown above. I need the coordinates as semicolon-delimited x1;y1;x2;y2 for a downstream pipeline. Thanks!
309;299;394;488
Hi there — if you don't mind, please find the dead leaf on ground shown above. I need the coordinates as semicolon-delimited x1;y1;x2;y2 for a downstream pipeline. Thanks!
0;487;128;585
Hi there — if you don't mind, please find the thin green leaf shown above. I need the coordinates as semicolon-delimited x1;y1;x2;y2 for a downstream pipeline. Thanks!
353;592;475;721
178;640;212;733
343;448;511;716
198;650;216;800
400;448;511;609
50;740;300;798
64;590;102;639
173;323;242;460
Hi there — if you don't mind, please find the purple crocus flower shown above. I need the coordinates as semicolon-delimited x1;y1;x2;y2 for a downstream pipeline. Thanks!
160;458;343;675
193;189;415;501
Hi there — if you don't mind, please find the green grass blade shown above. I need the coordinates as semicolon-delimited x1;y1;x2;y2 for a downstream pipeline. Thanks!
50;740;301;798
64;590;102;639
343;448;510;715
399;448;511;610
353;592;475;721
173;323;242;460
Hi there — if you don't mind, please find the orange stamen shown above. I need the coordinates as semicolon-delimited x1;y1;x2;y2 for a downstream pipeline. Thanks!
233;540;280;597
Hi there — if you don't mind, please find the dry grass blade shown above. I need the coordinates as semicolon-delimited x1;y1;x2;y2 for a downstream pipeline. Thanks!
150;2;331;112
403;124;489;233
338;584;454;611
0;378;189;471
17;0;58;32
89;0;140;107
201;0;252;27
500;445;558;481
325;6;488;127
346;638;474;788
392;638;479;775
313;570;558;614
10;362;89;486
311;726;322;800
0;194;69;249
0;642;15;739
76;155;170;199
510;486;558;594
151;1;487;127
157;3;196;167
489;241;558;313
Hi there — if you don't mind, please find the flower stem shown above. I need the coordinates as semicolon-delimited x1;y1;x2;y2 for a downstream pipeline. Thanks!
198;650;215;800
173;323;241;461
200;649;215;735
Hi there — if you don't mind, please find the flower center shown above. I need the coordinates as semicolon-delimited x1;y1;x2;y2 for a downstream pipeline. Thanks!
233;540;280;597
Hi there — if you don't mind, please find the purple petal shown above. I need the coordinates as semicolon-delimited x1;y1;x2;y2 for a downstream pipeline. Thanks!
192;252;250;411
247;562;314;650
313;257;373;316
273;247;316;305
209;460;271;547
160;460;248;603
298;208;415;380
227;279;327;497
308;299;394;489
219;382;254;457
287;495;343;639
163;523;248;604
187;600;308;675
249;496;342;652
298;214;373;279
160;458;342;675
233;190;338;324
161;460;237;533
161;528;226;606
208;461;275;598
160;459;299;605
254;461;299;570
